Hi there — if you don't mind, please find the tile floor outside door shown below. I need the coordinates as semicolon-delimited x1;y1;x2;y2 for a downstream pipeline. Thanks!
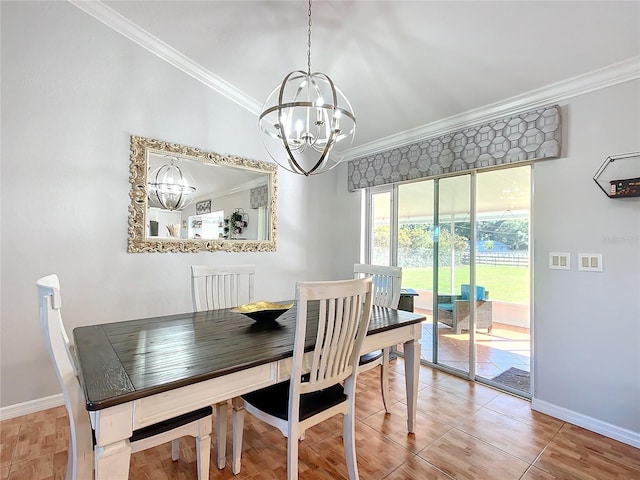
419;313;532;394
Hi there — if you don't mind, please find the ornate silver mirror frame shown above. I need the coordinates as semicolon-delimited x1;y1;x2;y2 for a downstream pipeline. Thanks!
128;135;277;253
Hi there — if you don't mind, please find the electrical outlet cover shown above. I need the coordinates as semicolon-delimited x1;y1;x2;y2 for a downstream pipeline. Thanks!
549;252;571;270
578;253;603;272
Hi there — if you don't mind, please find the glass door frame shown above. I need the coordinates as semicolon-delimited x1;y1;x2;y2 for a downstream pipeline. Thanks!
432;175;479;377
365;184;399;267
364;167;534;399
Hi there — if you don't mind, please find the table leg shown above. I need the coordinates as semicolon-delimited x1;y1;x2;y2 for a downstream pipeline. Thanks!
403;336;420;433
231;397;245;475
94;440;132;480
91;403;133;480
216;401;228;469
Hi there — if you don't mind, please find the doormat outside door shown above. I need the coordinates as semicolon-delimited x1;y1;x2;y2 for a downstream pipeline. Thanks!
491;367;530;392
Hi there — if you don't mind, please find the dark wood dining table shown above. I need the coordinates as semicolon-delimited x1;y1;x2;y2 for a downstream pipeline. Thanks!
73;302;424;480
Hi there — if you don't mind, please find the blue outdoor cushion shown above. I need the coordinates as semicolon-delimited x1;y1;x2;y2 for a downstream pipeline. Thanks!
438;303;453;312
461;284;486;301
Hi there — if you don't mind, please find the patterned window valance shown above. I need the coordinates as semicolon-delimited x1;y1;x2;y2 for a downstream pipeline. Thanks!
348;105;562;191
250;184;269;208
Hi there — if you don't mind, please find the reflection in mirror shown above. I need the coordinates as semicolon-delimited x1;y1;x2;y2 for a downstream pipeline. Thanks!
129;136;277;253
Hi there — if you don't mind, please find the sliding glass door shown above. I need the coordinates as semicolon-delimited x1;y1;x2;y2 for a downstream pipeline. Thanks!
367;165;532;397
397;181;434;362
368;189;393;266
434;175;472;374
474;167;531;395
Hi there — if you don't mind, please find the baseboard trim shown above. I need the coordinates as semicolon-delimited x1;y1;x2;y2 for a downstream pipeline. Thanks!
0;394;64;422
532;398;640;448
3;394;638;449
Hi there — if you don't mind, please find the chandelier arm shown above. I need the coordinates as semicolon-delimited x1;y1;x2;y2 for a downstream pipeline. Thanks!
152;188;163;208
306;141;333;175
276;71;305;111
308;73;338;145
322;73;339;111
273;70;308;142
275;73;311;176
150;166;166;209
168;164;187;210
334;108;356;124
260;101;320;117
282;133;310;176
306;113;338;175
175;192;185;211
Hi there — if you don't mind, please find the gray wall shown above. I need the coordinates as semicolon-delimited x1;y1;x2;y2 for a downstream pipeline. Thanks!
2;1;638;446
0;1;358;407
532;80;639;437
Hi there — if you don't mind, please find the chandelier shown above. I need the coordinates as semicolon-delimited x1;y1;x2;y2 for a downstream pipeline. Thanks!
258;0;356;176
147;157;196;211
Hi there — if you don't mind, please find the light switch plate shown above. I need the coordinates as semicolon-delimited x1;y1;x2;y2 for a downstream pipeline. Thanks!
578;253;603;272
549;252;571;270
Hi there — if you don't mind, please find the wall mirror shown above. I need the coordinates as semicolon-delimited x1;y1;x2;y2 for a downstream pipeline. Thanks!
128;135;277;253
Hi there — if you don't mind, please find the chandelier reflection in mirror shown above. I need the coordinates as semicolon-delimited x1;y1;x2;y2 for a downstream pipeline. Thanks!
258;0;355;176
147;157;196;210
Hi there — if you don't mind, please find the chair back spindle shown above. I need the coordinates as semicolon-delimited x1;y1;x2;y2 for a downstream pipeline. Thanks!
191;265;255;311
352;263;402;414
296;280;373;394
353;264;402;309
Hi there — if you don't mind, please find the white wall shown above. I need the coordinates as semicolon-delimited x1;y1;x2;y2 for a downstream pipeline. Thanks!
532;79;640;440
0;2;348;408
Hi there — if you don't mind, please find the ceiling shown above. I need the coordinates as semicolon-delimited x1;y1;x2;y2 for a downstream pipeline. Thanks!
91;1;639;159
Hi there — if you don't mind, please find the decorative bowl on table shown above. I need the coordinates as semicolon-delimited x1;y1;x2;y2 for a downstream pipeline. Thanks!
231;302;293;323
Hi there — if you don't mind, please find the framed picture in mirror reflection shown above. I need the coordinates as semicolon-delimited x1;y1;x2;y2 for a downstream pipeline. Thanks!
196;200;212;215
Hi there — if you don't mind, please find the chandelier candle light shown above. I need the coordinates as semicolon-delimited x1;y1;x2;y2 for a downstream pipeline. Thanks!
258;0;356;176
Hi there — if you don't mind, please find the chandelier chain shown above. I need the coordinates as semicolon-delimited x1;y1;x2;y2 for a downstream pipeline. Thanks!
307;0;312;75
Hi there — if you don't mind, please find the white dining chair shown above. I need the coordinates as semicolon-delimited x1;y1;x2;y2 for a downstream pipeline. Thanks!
353;263;403;413
191;264;255;311
36;274;212;480
191;264;256;469
231;277;374;479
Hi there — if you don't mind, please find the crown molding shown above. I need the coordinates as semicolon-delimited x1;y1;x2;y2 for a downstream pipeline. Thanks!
68;0;262;115
341;56;640;161
69;0;638;162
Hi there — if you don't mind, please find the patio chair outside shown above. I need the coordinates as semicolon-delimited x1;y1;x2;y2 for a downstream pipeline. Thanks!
437;284;493;334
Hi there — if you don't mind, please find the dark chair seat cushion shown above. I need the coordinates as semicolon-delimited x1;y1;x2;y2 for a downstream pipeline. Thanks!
92;405;213;447
359;349;383;365
129;406;213;443
242;380;346;422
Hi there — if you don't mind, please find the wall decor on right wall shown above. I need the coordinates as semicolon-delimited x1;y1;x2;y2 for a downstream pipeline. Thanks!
593;152;640;198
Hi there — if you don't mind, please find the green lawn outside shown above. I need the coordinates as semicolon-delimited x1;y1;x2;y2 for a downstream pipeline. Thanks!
402;265;530;304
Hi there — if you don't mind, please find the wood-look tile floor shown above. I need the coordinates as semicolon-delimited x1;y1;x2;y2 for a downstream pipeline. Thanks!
2;361;639;480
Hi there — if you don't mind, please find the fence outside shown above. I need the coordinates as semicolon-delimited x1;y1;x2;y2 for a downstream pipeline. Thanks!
463;251;529;267
378;249;529;268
